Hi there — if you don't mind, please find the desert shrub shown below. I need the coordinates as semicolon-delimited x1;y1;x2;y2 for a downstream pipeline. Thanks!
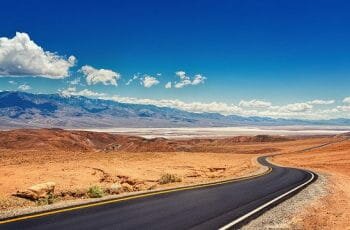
35;193;56;206
87;186;104;198
158;173;182;184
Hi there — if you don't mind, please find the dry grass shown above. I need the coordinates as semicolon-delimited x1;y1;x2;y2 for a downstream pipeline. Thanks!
158;173;182;184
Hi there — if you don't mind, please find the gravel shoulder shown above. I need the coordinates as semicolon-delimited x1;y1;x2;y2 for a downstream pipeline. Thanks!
242;171;329;229
265;137;350;229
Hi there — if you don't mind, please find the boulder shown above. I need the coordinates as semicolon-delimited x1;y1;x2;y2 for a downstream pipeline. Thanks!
14;182;55;201
121;183;133;192
108;183;122;194
133;183;148;191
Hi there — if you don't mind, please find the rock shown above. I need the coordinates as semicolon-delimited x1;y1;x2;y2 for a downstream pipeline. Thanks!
147;184;157;190
133;183;147;191
108;183;122;194
121;183;133;192
104;143;121;152
14;182;55;201
59;189;86;198
208;167;226;172
124;179;138;186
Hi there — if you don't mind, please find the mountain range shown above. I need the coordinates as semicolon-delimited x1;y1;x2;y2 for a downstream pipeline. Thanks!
1;91;350;129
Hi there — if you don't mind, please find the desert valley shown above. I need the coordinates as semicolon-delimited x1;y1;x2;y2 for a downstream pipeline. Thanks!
1;2;350;228
0;128;349;228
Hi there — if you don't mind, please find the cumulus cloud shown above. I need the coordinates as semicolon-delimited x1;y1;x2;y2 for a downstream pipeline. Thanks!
141;75;159;88
279;102;313;112
239;99;272;108
175;71;187;79
104;95;242;115
59;87;105;97
17;84;31;91
307;99;335;105
343;97;350;104
105;95;347;119
0;32;76;78
174;71;206;88
80;65;120;86
165;82;172;89
192;74;206;85
336;105;350;112
54;89;345;119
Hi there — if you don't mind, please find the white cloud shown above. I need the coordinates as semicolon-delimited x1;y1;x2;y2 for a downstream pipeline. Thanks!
125;74;139;85
165;82;172;89
126;79;133;86
54;89;347;119
80;65;120;86
59;87;105;97
69;78;80;85
307;99;335;105
239;99;272;109
104;95;241;115
175;71;187;79
0;32;76;78
174;71;206;88
192;74;206;85
97;94;341;119
343;97;350;104
121;95;350;119
174;80;192;88
18;84;31;91
279;102;313;112
141;75;159;88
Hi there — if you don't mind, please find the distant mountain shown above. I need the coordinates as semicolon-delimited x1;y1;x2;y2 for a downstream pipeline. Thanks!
0;91;350;129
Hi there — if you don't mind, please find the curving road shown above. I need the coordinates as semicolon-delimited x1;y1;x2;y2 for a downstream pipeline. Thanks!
0;156;316;230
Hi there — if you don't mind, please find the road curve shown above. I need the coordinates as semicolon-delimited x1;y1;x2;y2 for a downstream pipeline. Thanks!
0;156;316;230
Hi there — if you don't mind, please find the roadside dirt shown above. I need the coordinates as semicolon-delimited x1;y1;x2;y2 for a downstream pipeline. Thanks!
273;135;350;229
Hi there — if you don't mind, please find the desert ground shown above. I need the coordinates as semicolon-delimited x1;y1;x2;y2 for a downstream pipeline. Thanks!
0;128;349;229
272;135;350;229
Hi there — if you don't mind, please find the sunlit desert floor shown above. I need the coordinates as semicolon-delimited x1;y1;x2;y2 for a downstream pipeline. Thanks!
273;137;350;229
0;128;349;229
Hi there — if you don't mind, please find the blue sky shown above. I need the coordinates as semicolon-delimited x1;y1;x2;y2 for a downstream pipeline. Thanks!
1;0;350;119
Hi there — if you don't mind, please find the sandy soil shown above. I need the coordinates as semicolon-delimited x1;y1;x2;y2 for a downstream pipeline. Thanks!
1;127;348;227
1;129;291;211
273;135;350;229
0;150;261;210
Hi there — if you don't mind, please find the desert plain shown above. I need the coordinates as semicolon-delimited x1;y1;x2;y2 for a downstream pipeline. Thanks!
0;128;349;229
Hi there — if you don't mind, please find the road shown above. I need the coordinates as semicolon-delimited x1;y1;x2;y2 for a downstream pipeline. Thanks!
0;156;316;230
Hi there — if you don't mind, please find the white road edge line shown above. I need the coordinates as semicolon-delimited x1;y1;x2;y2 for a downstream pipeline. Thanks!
219;171;315;230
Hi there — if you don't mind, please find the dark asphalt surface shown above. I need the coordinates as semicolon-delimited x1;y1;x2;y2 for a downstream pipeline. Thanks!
0;156;315;230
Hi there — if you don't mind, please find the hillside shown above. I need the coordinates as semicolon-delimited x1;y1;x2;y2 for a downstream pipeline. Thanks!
1;91;350;128
0;128;290;153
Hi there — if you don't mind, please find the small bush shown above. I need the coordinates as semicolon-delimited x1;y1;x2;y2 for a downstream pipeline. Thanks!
87;186;104;198
158;173;182;184
35;193;55;206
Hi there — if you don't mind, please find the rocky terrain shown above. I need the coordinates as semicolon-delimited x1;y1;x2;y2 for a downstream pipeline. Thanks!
0;128;307;211
0;128;290;153
1;128;350;229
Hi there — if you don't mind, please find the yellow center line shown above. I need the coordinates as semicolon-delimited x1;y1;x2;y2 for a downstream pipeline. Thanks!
0;167;272;225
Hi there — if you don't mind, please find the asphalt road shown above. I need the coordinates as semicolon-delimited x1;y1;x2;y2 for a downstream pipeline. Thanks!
0;156;315;230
